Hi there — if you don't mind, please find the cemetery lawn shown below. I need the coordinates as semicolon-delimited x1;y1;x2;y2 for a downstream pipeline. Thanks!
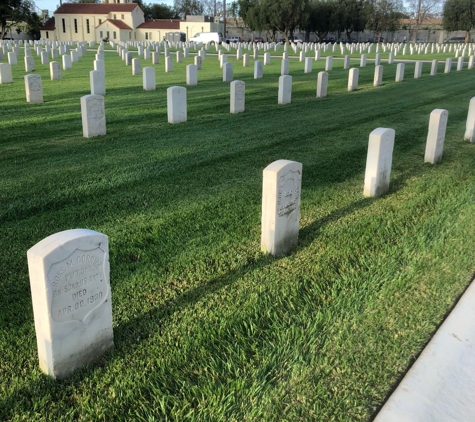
2;49;475;421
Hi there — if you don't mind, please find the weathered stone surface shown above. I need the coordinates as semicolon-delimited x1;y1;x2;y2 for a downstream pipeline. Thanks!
81;94;106;138
425;109;448;164
27;229;114;379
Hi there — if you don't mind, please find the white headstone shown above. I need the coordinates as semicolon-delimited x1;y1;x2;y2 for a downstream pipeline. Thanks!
24;74;43;103
343;55;350;69
183;64;196;86
388;51;394;64
468;55;474;69
430;59;438;76
223;62;233;82
24;56;35;72
278;75;292;104
304;57;312;73
414;61;422;78
81;95;106;138
167;86;187;124
126;52;133;66
464;97;475;142
299;51;305;62
94;59;105;74
360;54;366;67
348;67;359;91
152;52;159;64
243;54;249;67
315;50;320;61
374;65;383;86
50;61;62;80
0;63;13;84
316;71;328;98
230;80;245;114
132;58;141;75
395;63;405;82
261;159;302;256
41;51;49;65
71;50;78;63
165;56;173;72
444;58;452;73
457;56;464;71
8;52;17;65
90;70;105;96
325;56;333;71
264;52;270;65
62;54;72;70
27;229;114;379
375;53;381;66
281;59;289;75
176;51;183;63
254;60;263;79
425;109;448;164
363;128;395;197
194;55;202;70
143;66;156;91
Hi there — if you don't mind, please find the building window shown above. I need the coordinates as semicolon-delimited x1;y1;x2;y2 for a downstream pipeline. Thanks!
100;31;103;38
128;32;131;39
107;31;110;39
62;18;65;33
74;19;77;33
121;14;124;19
113;31;116;39
113;14;116;19
98;19;102;25
46;31;49;39
145;32;148;40
86;19;90;33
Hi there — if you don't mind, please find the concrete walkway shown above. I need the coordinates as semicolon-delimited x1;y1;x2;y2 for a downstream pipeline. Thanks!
374;280;475;422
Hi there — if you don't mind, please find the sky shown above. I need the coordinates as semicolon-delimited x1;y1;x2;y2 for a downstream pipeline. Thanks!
32;0;175;17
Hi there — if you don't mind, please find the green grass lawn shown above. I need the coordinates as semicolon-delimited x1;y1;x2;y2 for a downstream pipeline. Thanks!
1;46;475;421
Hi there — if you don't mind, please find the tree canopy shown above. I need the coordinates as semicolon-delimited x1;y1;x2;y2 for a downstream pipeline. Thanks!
443;0;475;41
0;0;34;39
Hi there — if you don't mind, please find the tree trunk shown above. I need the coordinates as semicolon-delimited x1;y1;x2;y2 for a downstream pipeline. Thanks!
345;30;353;42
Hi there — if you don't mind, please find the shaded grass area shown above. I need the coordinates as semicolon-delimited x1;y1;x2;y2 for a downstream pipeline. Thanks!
1;49;475;421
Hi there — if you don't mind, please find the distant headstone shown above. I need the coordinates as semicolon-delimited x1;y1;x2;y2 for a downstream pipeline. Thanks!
167;86;187;124
223;62;233;82
176;50;183;63
27;229;114;379
414;61;422;79
299;51;305;62
468;55;474;69
8;52;17;65
457;56;463;71
363;128;395;197
186;64;197;86
316;71;328;98
24;56;35;72
165;56;173;72
375;53;381;66
374;65;383;86
444;58;452;73
281;59;289;75
388;51;394;64
261;159;302;256
90;70;105;96
304;57;312;73
230;80;245;114
325;56;333;71
360;54;366;67
41;51;49;65
81;94;106;137
254;60;263;79
430;59;438;76
143;66;156;91
464;97;475;142
194;55;202;70
220;54;227;68
152;52;159;64
425;109;448;164
132;58;141;75
343;55;350;69
243;54;249;67
50;61;62;80
94;59;105;74
71;50;78;63
395;63;404;82
348;68;359;91
62;54;72;70
315;50;320;61
278;75;292;104
0;63;13;84
24;74;43;103
264;52;270;65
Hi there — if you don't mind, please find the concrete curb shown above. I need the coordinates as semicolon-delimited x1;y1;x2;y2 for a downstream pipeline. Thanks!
374;280;475;422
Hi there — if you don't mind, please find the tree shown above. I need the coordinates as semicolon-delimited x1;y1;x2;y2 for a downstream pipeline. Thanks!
174;0;204;18
150;3;177;18
406;0;442;42
443;0;475;42
366;0;402;41
306;0;339;41
337;0;368;41
0;0;33;40
262;0;309;42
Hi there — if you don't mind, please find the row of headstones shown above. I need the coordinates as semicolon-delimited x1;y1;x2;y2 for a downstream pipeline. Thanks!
26;97;475;379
